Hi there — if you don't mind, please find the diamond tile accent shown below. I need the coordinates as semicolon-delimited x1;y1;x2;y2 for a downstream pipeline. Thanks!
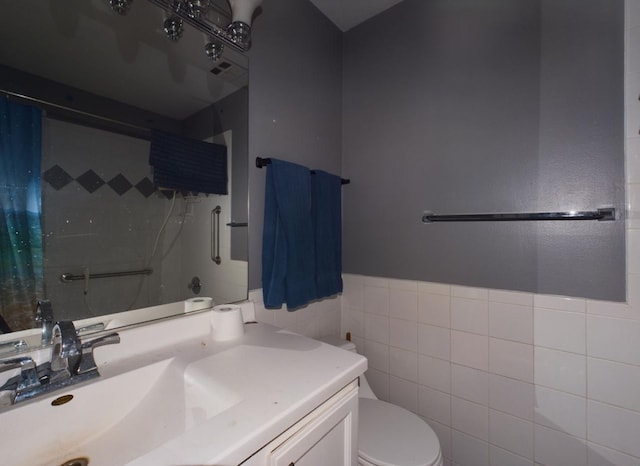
76;170;105;193
107;174;133;196
43;165;73;190
135;177;155;198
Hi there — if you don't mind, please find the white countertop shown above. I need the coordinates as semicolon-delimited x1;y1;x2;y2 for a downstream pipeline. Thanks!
21;312;367;466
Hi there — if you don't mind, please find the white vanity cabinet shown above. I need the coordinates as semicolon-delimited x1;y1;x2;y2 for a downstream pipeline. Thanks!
242;380;359;466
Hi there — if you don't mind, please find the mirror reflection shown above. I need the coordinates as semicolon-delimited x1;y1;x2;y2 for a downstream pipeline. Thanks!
0;0;249;337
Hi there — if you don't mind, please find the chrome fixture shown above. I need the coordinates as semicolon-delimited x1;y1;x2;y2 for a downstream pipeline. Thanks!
421;207;616;223
205;40;224;61
163;15;184;41
109;0;262;56
35;300;54;347
110;0;134;15
0;321;120;405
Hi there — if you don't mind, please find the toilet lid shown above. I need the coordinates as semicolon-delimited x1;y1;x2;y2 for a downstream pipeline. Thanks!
359;398;441;466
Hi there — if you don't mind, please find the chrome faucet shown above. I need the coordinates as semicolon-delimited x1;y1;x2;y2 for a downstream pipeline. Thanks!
0;321;120;405
35;300;54;346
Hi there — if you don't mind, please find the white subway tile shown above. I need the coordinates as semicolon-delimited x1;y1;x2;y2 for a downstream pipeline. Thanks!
452;430;489;466
390;317;418;352
389;347;418;383
418;385;451;426
534;308;586;354
629;230;640;275
452;397;488;441
534;386;586;439
489;374;534;421
451;297;489;335
364;313;389;345
588;400;640;458
364;285;389;316
489;409;533;459
418;323;451;360
489;445;534;466
489;338;533;383
418;281;451;296
587;315;640;365
451;331;489;371
388;278;417;291
534;347;586;396
419;354;451;393
451;364;489;406
389;288;418;321
452;285;489;300
588;357;640;412
363;339;389;372
489;301;533;344
362;276;389;288
587;298;639;320
488;289;533;307
628;137;640;184
534;424;587;466
628;182;640;230
389;375;418;413
587;442;640;466
418;292;451;328
341;307;364;338
341;275;364;310
533;294;586;313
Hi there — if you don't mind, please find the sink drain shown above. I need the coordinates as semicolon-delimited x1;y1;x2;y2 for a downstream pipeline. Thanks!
60;458;89;466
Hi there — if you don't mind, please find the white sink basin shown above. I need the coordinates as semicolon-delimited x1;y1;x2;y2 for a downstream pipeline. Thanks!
0;356;242;466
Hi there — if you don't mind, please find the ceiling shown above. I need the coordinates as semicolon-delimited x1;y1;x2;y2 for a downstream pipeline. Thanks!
308;0;405;31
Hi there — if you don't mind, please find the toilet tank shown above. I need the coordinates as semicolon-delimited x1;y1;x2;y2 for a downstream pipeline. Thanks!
318;335;376;399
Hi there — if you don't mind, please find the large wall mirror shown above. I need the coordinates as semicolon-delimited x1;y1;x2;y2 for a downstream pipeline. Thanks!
0;0;249;342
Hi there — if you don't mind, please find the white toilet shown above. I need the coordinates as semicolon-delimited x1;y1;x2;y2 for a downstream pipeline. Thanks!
320;336;443;466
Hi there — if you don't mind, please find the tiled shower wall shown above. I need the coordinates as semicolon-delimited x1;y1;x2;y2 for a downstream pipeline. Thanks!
335;3;640;465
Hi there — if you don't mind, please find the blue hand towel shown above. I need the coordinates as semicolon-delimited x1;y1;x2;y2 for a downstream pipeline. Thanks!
262;159;317;309
312;170;343;298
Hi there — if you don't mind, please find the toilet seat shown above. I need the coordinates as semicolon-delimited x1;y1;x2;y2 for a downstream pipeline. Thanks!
358;398;442;466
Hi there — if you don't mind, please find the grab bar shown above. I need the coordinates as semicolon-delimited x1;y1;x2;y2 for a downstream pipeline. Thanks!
211;206;222;265
422;208;615;223
60;268;152;282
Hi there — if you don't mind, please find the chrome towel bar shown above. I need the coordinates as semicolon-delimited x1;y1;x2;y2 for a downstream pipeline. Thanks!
422;208;616;223
60;268;153;282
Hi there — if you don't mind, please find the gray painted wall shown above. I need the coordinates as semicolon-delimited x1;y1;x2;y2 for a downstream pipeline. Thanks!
247;0;343;289
342;0;625;300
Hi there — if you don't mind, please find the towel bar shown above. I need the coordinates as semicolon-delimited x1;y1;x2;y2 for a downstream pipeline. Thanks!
256;157;351;185
422;208;616;223
60;268;153;282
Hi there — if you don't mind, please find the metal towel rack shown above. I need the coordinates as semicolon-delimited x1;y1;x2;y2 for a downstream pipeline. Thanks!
211;206;222;265
256;157;351;185
60;268;153;282
422;208;616;223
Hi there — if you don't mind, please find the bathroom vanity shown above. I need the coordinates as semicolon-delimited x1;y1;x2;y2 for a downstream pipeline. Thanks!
0;310;366;466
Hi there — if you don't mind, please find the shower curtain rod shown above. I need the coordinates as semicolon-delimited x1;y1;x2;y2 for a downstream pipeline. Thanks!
255;157;351;185
1;89;152;137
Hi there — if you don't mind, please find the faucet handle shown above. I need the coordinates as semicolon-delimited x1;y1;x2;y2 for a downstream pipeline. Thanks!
50;321;81;377
35;300;54;346
77;333;120;375
0;356;41;392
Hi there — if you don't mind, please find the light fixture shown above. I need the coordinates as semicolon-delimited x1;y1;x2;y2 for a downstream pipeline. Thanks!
109;0;133;15
226;0;262;48
110;0;263;55
163;16;184;41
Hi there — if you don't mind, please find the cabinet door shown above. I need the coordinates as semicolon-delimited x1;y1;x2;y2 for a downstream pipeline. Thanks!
269;385;358;466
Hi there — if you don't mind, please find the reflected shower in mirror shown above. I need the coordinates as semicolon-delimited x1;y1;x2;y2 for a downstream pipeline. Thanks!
0;0;249;337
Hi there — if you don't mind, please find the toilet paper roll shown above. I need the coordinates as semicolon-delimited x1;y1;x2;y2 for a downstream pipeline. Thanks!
184;297;214;313
210;304;245;341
